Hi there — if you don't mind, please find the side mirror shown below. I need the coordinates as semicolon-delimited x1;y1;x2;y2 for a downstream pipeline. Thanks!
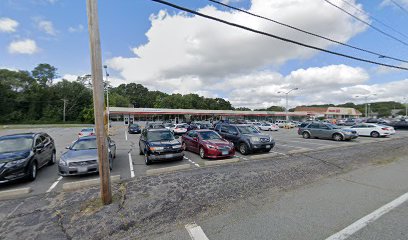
35;143;44;149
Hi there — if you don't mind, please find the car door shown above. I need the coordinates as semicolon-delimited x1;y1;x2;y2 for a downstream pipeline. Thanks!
41;134;53;166
319;124;332;139
219;125;230;140
108;137;116;157
307;123;320;137
226;126;240;145
33;135;47;166
139;130;147;153
189;131;200;153
183;131;194;151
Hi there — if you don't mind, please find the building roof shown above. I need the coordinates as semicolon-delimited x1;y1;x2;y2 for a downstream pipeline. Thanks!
109;107;310;117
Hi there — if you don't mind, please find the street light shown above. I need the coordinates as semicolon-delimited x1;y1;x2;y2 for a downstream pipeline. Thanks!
103;65;110;134
355;94;376;118
277;88;299;122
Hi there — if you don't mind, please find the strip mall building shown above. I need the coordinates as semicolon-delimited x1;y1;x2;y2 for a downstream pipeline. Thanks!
109;107;310;125
294;107;362;119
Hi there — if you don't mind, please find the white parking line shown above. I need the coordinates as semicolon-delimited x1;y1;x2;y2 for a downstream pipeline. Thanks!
46;176;63;193
185;223;209;240
278;143;311;149
184;156;200;167
128;152;135;178
7;202;24;218
125;130;128;141
325;191;408;240
282;139;330;146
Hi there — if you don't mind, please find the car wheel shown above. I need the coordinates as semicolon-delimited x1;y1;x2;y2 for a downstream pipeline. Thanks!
199;147;206;159
370;131;380;138
302;132;310;139
182;142;187;151
27;161;37;181
48;151;56;166
145;153;152;165
239;143;249;155
333;133;343;141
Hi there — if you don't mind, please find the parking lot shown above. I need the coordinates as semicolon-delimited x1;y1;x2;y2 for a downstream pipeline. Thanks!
1;124;408;198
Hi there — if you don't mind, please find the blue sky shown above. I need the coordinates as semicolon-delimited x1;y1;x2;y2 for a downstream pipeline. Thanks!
1;0;408;108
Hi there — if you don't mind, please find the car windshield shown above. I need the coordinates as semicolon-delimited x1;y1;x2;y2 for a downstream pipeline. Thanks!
81;128;94;132
326;124;341;129
0;137;33;153
71;138;97;150
199;131;222;140
148;131;175;141
237;125;260;134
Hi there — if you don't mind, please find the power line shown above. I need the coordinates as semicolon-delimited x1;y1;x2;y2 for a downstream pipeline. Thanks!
390;0;408;16
151;0;408;71
323;0;408;47
209;0;408;64
338;0;408;40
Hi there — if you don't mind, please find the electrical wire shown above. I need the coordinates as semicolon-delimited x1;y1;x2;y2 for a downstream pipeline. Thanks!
209;0;408;64
150;0;408;71
338;0;408;40
323;0;408;47
390;0;408;16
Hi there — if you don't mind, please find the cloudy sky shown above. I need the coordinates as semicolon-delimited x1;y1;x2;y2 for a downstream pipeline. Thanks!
1;0;408;109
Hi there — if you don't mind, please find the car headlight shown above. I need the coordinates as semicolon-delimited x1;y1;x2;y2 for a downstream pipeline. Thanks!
5;158;28;167
206;144;217;149
149;146;164;151
59;158;68;166
250;137;260;142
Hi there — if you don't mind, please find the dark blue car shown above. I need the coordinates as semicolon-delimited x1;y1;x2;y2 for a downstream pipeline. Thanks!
128;123;141;134
0;133;56;183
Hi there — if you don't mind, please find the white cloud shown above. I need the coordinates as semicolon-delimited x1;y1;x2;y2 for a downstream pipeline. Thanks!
381;0;408;8
8;39;39;54
0;17;19;33
108;0;369;99
37;20;57;36
68;24;84;33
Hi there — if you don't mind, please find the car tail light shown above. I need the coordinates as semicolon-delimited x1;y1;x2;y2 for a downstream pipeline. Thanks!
79;132;83;135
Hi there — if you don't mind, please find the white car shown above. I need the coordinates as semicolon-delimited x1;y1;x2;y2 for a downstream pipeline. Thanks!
78;127;95;138
171;124;188;135
259;123;279;131
347;123;395;137
275;120;287;128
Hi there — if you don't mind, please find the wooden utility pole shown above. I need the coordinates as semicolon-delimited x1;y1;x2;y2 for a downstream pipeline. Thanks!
86;0;112;204
62;99;67;122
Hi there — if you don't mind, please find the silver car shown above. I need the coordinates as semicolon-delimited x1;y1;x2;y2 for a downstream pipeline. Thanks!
298;122;358;141
58;136;116;176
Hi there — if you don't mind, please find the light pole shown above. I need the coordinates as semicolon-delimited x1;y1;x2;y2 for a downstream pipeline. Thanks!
355;94;376;118
278;88;299;122
104;65;110;134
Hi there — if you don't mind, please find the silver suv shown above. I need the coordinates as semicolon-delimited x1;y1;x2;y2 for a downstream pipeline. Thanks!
298;122;358;141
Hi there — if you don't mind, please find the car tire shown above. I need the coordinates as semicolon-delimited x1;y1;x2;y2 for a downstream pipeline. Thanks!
239;143;249;155
48;151;56;166
199;147;206;159
333;133;343;141
302;132;310;139
145;153;152;165
370;131;380;138
27;161;37;181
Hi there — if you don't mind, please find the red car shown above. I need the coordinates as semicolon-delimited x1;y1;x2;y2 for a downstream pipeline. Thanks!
181;130;235;159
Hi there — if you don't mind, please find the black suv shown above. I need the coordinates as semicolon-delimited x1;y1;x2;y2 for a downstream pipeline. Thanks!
215;124;275;155
0;133;56;183
139;129;184;165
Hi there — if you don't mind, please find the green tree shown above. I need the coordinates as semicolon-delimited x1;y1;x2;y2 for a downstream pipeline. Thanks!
32;63;58;87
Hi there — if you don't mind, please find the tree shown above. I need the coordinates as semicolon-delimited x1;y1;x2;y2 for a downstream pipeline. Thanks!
235;107;251;111
32;63;58;87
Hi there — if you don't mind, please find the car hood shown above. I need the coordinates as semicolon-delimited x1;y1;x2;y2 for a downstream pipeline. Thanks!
62;149;98;162
202;139;230;146
149;139;180;146
0;150;31;163
242;133;270;138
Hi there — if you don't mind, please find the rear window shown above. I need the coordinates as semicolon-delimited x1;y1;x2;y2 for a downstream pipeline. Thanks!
147;130;175;141
72;138;97;150
81;128;94;132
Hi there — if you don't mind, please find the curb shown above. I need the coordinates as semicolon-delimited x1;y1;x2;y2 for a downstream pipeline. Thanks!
62;175;121;191
0;187;32;200
249;153;280;160
146;164;191;175
288;148;311;154
204;158;240;166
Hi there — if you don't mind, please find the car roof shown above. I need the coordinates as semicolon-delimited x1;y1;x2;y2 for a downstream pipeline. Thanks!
146;128;171;132
0;133;38;139
194;129;216;132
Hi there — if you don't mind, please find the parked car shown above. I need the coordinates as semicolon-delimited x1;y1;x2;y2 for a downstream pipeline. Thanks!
275;120;287;128
298;122;358;141
344;119;357;126
181;130;235;159
346;123;395;137
259;123;279;131
0;133;56;183
138;128;184;165
388;119;408;130
128;123;141;134
78;127;95;138
337;119;346;125
197;122;212;129
171;124;188;135
146;123;166;129
215;123;275;155
58;136;116;176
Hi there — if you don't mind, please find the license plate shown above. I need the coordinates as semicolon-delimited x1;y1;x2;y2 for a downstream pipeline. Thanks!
165;154;175;158
77;166;88;173
265;145;270;148
222;150;228;155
